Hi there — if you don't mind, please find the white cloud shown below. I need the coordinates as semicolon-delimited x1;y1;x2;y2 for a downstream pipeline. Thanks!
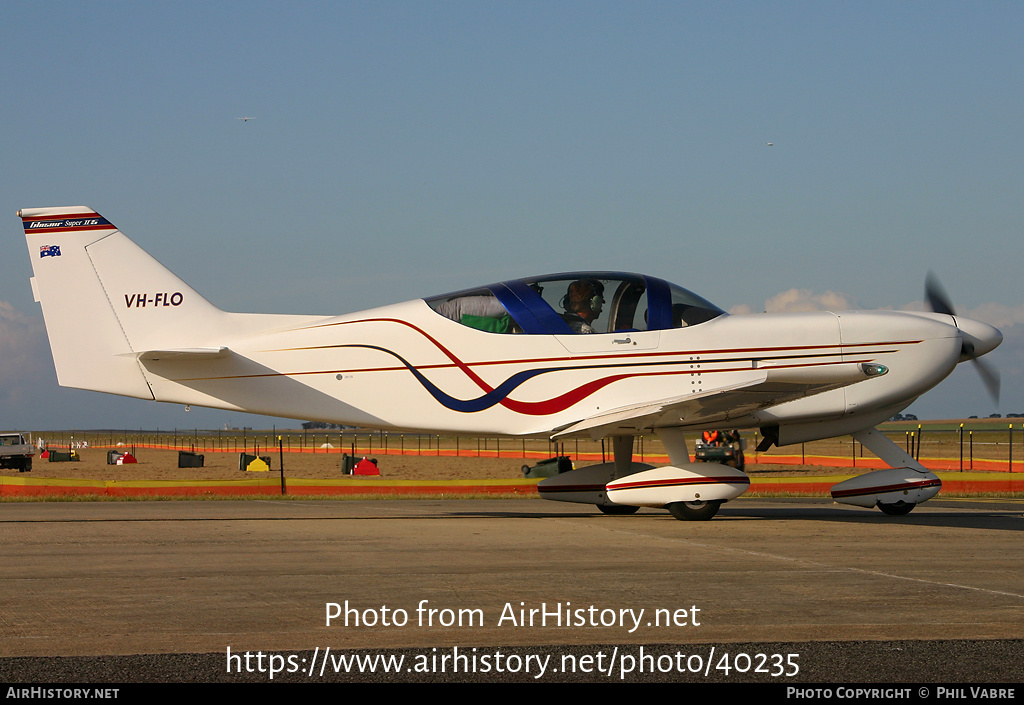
0;301;54;423
963;302;1024;330
736;287;1024;329
0;301;49;387
730;288;862;314
766;289;861;313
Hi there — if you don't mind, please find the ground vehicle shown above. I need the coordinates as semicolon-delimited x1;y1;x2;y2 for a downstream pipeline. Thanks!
694;430;745;471
0;433;34;472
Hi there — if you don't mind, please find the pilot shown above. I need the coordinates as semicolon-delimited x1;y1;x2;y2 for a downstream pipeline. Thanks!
561;279;605;334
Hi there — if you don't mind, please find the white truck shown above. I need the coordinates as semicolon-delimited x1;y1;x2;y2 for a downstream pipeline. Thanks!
0;432;34;472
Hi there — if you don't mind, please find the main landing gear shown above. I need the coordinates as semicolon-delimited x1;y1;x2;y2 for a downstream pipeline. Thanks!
538;431;748;521
876;501;915;516
666;500;722;521
600;429;749;521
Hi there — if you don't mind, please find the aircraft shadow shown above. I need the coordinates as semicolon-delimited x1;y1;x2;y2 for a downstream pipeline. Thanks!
445;500;1024;532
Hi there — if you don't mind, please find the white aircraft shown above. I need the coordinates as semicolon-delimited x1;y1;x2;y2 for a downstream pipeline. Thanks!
20;206;1002;520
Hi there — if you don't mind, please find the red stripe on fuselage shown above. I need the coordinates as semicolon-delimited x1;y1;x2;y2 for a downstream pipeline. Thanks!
173;315;920;416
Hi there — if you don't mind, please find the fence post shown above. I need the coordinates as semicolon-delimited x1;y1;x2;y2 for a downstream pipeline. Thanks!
959;423;964;472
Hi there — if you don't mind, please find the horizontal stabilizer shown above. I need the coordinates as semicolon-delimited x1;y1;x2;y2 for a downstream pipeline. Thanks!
132;348;229;361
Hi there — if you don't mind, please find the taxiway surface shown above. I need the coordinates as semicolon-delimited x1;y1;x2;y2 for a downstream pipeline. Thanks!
2;497;1023;681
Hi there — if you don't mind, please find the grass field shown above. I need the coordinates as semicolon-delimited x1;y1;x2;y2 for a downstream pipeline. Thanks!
15;417;1024;482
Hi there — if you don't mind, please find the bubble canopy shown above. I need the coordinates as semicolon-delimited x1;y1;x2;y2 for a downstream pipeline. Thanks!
426;272;725;335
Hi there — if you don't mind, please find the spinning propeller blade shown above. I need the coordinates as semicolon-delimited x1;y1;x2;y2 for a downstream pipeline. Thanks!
925;272;1000;404
925;272;956;317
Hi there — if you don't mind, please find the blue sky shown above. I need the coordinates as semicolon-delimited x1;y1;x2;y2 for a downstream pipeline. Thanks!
2;1;1022;430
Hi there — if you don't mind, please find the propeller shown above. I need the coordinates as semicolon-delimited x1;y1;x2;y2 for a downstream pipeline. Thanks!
924;272;955;317
925;272;1001;404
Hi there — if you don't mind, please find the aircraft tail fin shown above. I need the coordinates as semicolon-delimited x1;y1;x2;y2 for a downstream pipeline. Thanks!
21;206;225;399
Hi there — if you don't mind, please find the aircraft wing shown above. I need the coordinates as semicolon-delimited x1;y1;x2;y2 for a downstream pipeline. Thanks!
552;361;867;438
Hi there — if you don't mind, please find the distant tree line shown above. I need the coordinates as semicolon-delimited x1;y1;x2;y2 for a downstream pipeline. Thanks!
889;413;918;421
891;412;1024;421
301;421;342;430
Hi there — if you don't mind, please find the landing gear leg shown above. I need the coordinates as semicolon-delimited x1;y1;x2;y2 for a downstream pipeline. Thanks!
611;435;634;478
595;435;637;514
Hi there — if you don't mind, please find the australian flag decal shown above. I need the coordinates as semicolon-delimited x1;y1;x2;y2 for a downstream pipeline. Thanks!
39;245;61;258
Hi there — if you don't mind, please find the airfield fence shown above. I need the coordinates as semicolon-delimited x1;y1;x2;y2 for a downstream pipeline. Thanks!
24;423;1024;473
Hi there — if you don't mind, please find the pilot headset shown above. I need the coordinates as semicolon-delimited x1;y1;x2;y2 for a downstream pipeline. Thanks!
562;279;605;314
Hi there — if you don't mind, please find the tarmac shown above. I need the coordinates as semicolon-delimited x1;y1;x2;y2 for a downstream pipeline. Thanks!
3;470;1021;498
2;496;1023;682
